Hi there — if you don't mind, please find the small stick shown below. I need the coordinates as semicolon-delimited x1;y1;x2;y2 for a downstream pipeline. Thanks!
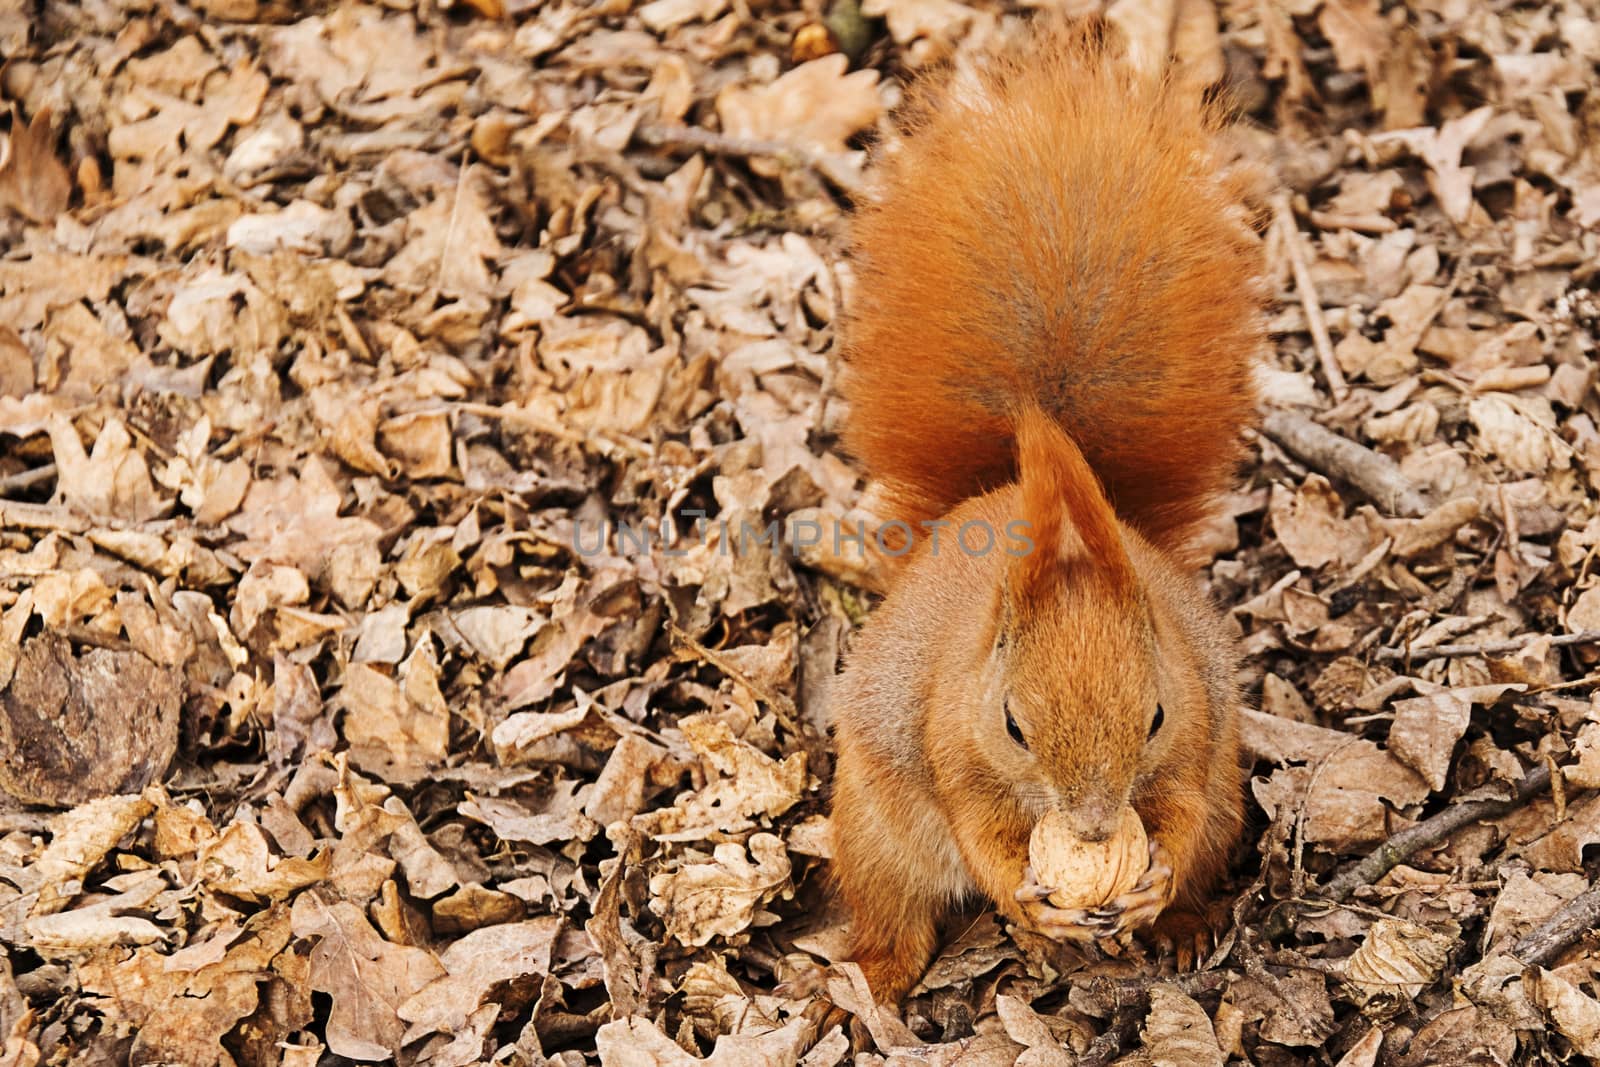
1275;199;1348;402
1295;737;1362;898
1512;881;1600;968
1080;1005;1143;1067
0;499;88;534
1374;629;1600;663
0;464;56;495
1308;210;1397;234
1259;409;1430;517
1323;762;1551;903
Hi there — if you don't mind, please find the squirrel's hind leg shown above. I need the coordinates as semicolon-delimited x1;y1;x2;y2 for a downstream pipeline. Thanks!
846;898;942;1007
830;753;963;1006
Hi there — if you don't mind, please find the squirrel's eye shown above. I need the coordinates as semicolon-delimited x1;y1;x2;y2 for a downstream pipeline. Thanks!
1005;699;1028;750
1149;704;1165;741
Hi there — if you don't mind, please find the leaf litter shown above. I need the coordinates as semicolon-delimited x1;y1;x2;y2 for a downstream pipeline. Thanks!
0;0;1599;1063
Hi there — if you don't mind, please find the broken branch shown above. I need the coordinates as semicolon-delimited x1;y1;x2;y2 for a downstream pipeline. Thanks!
1375;629;1600;663
1259;410;1430;518
1323;762;1551;903
1512;881;1600;969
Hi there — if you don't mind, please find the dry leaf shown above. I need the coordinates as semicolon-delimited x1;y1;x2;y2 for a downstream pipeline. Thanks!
198;820;331;902
637;715;806;841
399;917;562;1042
1141;985;1225;1067
648;833;792;947
715;56;880;172
0;108;70;223
1387;684;1522;792
1342;918;1456;1003
30;794;154;915
1532;968;1600;1057
1269;476;1376;570
0;635;181;808
291;894;447;1061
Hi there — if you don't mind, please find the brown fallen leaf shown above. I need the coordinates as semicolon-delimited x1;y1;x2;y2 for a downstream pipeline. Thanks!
0;634;181;807
636;715;806;841
78;907;293;1067
994;993;1076;1066
1226;971;1336;1049
1140;984;1225;1067
1244;710;1430;845
398;916;562;1042
594;1013;819;1065
291;893;447;1061
679;955;784;1040
715;55;880;176
1106;0;1176;78
197;820;331;903
28;794;155;915
48;414;168;523
1341;918;1457;1005
1387;684;1523;792
339;643;451;782
1531;968;1600;1058
1394;1003;1516;1066
0;107;70;224
1318;0;1388;93
648;833;792;948
1268;476;1379;571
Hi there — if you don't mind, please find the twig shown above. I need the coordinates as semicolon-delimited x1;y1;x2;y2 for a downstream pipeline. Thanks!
1275;199;1348;402
1323;762;1552;903
0;500;230;542
1308;210;1396;234
1374;629;1600;663
1259;409;1430;517
1080;1005;1142;1067
1084;970;1232;1002
1512;881;1600;968
0;499;88;534
0;464;56;495
1295;737;1362;899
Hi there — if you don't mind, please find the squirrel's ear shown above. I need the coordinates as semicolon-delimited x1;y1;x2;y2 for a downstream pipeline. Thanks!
1011;405;1134;593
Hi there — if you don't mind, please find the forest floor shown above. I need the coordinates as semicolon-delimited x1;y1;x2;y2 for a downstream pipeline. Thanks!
1;0;1599;1064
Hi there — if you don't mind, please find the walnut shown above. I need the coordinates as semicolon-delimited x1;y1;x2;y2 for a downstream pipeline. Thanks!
1028;806;1149;908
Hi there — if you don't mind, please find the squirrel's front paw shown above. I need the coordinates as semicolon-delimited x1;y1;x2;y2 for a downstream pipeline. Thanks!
1012;864;1118;944
1082;839;1176;942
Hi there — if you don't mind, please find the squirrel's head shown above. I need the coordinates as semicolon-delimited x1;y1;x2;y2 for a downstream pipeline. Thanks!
972;407;1205;840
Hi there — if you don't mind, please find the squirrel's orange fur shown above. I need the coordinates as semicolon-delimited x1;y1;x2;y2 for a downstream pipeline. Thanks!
841;26;1263;555
829;24;1265;1005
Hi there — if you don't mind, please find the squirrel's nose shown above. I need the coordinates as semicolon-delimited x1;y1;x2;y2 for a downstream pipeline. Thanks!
1056;797;1119;841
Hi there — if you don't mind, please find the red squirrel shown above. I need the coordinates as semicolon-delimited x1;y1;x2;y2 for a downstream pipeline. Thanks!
827;24;1267;1005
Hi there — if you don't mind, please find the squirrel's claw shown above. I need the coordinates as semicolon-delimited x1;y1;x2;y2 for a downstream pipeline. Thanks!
1014;865;1057;903
773;958;831;1000
1021;905;1105;944
1014;846;1182;945
1103;840;1176;934
1149;908;1218;971
1014;866;1107;943
1077;840;1177;941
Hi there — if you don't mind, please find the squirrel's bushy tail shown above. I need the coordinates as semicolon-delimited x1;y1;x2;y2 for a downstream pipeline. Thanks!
840;21;1267;553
